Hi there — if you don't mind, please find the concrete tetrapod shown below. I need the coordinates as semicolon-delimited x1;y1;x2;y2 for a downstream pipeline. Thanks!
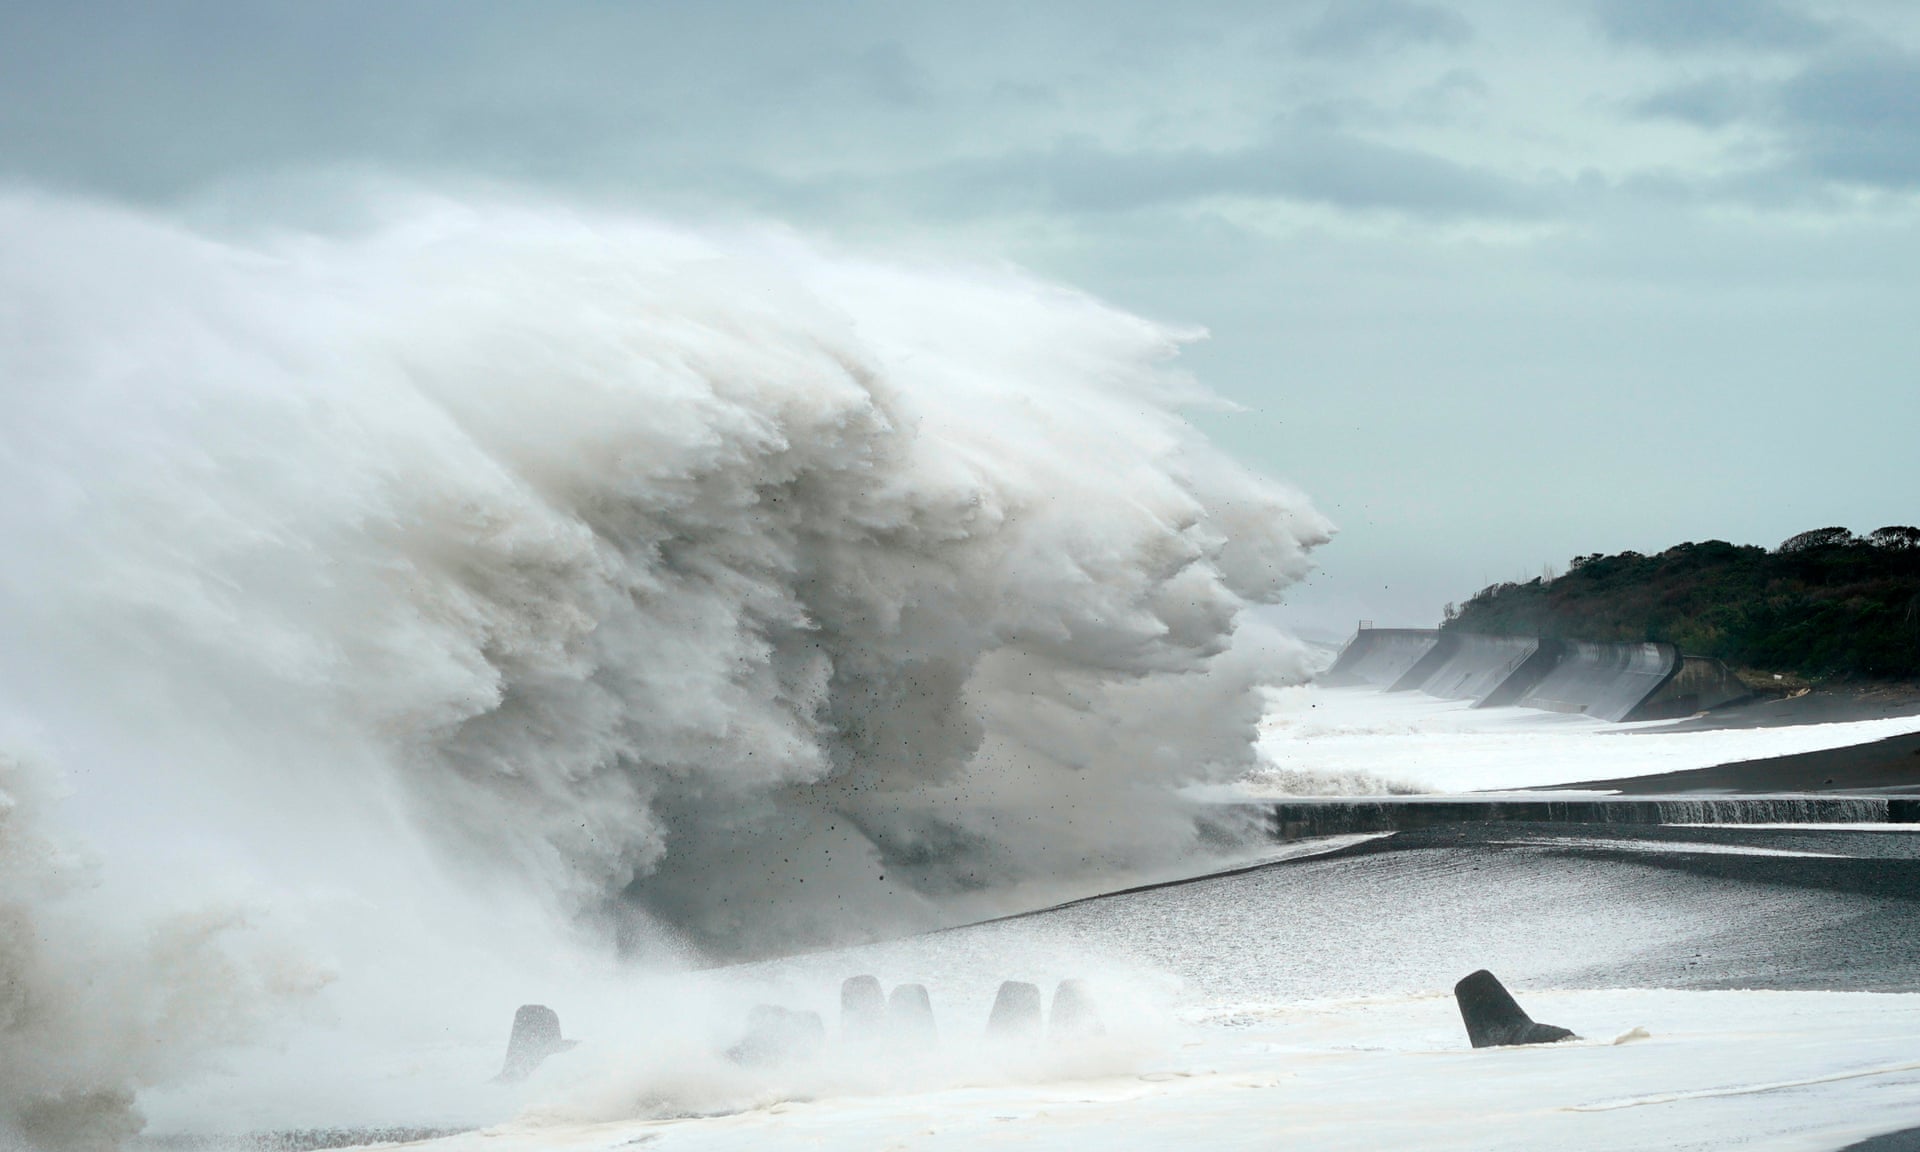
1049;979;1104;1039
1453;970;1575;1048
888;983;937;1047
497;1004;578;1082
840;975;886;1043
987;981;1043;1040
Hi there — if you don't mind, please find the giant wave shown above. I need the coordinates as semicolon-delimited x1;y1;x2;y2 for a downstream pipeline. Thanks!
0;188;1328;1144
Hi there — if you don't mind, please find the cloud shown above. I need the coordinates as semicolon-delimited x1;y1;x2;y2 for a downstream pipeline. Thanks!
1778;50;1920;187
843;41;934;107
1632;48;1920;193
1295;0;1473;57
1632;77;1759;127
1592;0;1832;52
915;127;1550;220
1401;67;1491;125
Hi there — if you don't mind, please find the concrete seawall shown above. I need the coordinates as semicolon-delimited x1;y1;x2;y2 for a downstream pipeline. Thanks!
1251;795;1917;841
1323;627;1753;722
1514;640;1677;722
1320;628;1442;687
1390;633;1554;706
1633;655;1752;720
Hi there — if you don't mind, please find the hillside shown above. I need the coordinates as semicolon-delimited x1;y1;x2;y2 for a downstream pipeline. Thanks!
1444;527;1920;680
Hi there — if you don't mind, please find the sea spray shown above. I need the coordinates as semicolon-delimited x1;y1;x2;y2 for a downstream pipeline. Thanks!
0;187;1328;1141
0;751;331;1148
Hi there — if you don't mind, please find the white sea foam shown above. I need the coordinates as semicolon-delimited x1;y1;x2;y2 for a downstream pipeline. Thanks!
404;989;1920;1152
0;188;1330;1145
1249;684;1920;794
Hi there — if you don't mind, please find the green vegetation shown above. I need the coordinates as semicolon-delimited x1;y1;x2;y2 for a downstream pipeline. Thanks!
1444;527;1920;680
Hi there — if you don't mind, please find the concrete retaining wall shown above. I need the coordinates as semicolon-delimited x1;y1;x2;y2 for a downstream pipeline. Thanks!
1321;628;1442;687
1631;655;1753;720
1321;626;1753;724
1514;640;1679;723
1253;795;1903;841
1385;632;1460;692
1392;633;1554;704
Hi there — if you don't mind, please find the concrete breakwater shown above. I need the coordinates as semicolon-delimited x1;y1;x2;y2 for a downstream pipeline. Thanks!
1320;627;1751;722
1250;795;1917;841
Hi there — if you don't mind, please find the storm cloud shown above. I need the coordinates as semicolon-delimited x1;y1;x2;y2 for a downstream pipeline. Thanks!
0;0;1915;637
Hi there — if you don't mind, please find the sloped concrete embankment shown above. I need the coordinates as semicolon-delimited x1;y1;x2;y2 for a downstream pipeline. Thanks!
1319;627;1442;687
1633;655;1752;720
1389;633;1558;707
1324;627;1753;721
1514;640;1676;722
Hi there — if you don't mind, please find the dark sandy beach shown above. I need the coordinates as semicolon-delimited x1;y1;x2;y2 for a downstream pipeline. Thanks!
1534;683;1920;794
1659;683;1920;731
1551;730;1920;794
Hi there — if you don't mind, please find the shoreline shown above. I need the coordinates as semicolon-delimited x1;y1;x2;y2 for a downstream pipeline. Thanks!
1650;682;1920;731
1550;731;1920;794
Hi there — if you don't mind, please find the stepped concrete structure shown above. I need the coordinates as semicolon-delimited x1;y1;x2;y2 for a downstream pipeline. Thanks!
1318;627;1442;688
1513;640;1676;722
1321;626;1750;722
1391;633;1555;705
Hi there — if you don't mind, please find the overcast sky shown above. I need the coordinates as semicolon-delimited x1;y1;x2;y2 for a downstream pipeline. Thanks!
4;0;1916;637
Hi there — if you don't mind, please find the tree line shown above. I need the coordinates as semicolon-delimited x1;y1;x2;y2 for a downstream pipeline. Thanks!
1444;526;1920;679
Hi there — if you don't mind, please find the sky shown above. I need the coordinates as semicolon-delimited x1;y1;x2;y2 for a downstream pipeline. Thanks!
3;0;1916;638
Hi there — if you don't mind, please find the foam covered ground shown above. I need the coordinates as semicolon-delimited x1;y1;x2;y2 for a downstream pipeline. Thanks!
301;822;1920;1152
413;989;1920;1152
1249;684;1920;793
133;692;1920;1150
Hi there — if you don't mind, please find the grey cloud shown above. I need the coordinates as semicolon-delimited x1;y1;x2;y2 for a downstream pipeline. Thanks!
843;42;935;107
1401;67;1491;125
1779;51;1920;187
1634;49;1920;193
1632;77;1758;127
0;1;960;198
1593;0;1831;52
918;128;1550;220
1295;0;1473;57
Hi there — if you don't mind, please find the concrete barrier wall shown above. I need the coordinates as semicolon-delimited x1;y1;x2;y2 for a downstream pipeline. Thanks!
1631;656;1753;720
1320;628;1441;687
1327;627;1754;723
1514;641;1679;723
1396;633;1553;703
1385;632;1460;692
1250;796;1899;841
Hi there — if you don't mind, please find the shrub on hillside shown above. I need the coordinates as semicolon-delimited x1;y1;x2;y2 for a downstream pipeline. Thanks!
1445;528;1920;679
